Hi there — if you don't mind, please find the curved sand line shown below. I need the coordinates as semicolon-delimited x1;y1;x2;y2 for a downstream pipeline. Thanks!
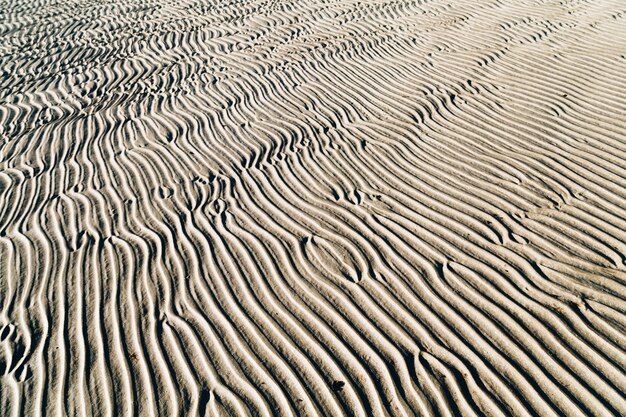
1;0;626;416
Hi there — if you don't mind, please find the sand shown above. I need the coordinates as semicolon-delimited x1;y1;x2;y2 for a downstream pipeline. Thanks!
1;0;626;416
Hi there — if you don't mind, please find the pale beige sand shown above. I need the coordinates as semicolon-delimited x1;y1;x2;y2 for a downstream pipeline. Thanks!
1;0;626;416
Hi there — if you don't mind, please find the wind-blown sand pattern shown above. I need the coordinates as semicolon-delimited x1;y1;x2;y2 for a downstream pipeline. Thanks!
1;0;626;415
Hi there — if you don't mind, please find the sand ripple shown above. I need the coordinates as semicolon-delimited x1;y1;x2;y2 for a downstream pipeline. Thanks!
1;0;626;416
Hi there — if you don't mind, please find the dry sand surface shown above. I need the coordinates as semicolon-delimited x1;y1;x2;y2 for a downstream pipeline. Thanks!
2;0;626;416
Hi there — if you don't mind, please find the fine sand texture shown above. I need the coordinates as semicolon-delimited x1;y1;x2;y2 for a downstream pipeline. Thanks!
2;0;626;416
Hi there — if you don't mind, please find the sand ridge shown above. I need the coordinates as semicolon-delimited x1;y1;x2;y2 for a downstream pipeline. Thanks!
1;0;626;416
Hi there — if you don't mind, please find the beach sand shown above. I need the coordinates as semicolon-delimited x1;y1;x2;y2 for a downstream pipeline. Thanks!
1;0;626;415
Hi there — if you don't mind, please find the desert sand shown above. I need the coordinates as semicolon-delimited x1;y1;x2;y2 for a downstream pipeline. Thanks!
1;0;626;416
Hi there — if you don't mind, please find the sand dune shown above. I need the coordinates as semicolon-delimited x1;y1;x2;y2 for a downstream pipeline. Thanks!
1;0;626;415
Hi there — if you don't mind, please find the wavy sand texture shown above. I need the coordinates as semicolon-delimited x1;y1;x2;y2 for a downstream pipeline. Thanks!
2;0;626;416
